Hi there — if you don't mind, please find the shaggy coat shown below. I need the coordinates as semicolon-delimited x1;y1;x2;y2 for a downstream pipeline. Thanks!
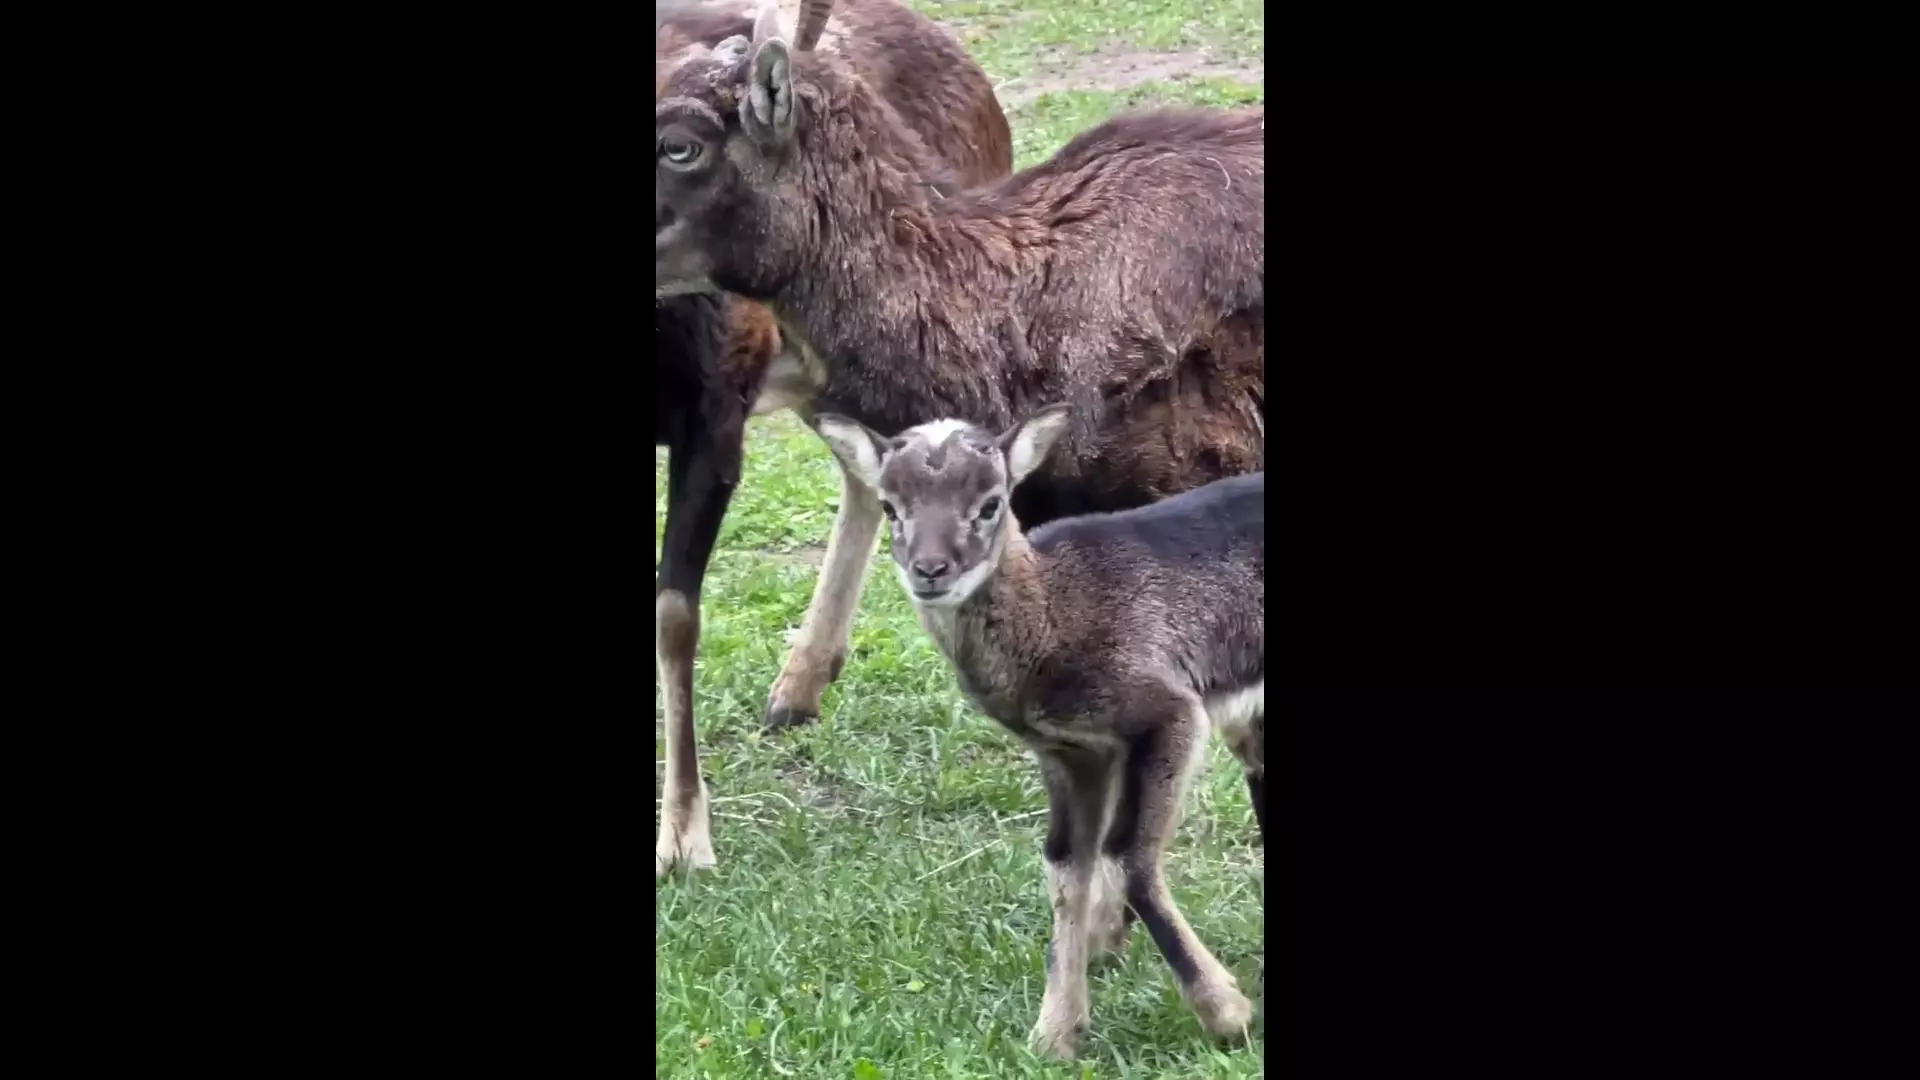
656;42;1264;523
652;0;1014;873
656;15;1263;735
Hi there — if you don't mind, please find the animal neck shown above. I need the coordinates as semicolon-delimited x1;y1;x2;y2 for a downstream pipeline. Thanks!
914;524;1053;688
768;69;1021;408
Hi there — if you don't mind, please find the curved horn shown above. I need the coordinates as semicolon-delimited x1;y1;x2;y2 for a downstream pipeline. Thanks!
794;0;834;51
750;2;785;46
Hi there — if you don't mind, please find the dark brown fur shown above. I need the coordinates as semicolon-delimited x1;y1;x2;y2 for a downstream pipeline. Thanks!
656;1;1010;188
653;0;1014;872
657;29;1262;732
656;47;1264;522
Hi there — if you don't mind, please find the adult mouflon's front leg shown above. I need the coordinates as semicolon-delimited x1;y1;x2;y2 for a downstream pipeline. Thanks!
763;458;881;728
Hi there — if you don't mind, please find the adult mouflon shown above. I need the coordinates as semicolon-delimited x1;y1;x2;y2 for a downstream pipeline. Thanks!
657;9;1263;741
653;0;1014;876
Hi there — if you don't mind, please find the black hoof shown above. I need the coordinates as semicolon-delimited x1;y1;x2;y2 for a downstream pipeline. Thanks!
763;704;819;730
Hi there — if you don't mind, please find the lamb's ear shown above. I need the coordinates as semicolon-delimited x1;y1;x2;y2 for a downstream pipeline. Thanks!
996;404;1073;487
813;414;889;491
742;37;795;147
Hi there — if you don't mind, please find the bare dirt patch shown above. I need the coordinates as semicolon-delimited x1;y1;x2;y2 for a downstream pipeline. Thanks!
999;43;1262;108
759;546;827;571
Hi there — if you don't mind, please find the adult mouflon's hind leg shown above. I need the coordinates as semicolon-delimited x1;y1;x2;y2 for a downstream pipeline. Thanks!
1106;693;1254;1038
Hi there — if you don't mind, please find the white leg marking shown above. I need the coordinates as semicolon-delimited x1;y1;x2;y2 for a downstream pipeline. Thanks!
656;590;716;874
1031;858;1095;1059
767;460;882;718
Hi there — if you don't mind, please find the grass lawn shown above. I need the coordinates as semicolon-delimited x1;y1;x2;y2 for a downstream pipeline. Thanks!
657;3;1265;1075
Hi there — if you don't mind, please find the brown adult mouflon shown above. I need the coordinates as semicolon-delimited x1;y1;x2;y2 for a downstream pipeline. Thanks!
653;0;1013;875
656;15;1264;747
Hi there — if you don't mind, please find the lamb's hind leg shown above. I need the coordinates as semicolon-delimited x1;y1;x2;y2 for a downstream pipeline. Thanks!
762;456;881;728
1086;755;1133;960
1208;680;1266;846
1107;695;1254;1039
655;429;736;876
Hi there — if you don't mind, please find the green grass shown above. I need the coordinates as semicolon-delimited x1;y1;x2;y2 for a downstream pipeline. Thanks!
658;3;1263;1076
1006;78;1266;170
903;0;1264;84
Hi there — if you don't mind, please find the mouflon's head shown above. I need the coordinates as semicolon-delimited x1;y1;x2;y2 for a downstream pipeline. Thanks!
813;405;1072;607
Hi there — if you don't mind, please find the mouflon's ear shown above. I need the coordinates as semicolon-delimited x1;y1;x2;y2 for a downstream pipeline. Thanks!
813;413;891;491
996;404;1073;487
741;35;795;148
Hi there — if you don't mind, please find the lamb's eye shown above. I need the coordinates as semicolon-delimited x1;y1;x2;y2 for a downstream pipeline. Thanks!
661;138;701;164
977;497;1002;521
881;501;898;521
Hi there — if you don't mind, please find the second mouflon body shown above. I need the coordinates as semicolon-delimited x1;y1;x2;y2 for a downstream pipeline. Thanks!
815;405;1264;1060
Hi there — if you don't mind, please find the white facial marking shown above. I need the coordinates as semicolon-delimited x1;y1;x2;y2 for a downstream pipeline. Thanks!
906;418;973;448
912;556;996;609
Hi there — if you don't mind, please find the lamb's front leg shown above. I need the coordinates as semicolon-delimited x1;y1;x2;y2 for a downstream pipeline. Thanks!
763;459;882;728
1030;754;1112;1060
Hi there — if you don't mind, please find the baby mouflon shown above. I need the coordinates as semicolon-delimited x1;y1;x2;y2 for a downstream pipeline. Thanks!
814;404;1265;1059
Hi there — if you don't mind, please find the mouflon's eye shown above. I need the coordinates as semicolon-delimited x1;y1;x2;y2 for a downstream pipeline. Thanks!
977;497;1002;521
660;137;701;164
